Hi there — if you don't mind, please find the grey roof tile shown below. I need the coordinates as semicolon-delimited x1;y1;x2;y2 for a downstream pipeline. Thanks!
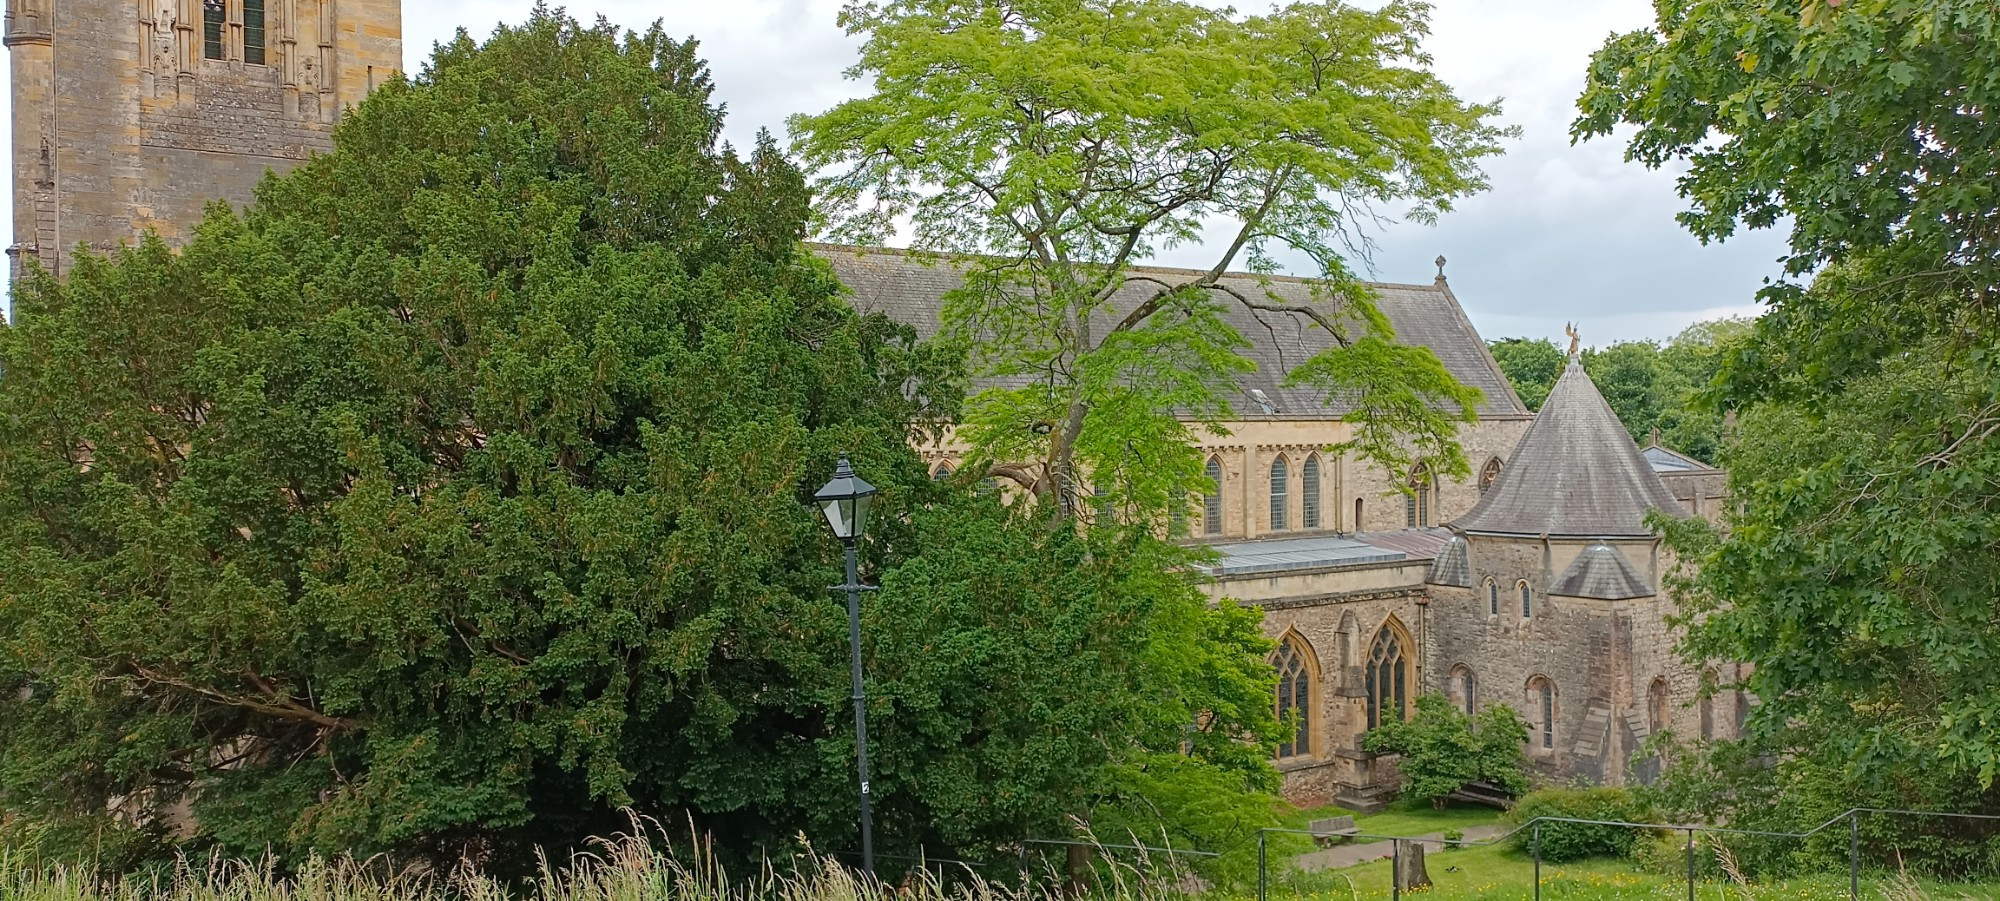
1548;542;1654;600
1426;535;1473;587
813;244;1529;418
1451;362;1686;537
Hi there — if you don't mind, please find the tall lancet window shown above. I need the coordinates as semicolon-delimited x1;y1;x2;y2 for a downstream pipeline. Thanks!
1365;624;1411;729
1301;454;1322;529
203;0;226;59
243;0;266;63
1268;456;1289;531
1273;638;1313;758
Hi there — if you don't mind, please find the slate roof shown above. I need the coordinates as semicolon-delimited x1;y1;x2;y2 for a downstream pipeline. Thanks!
1426;535;1473;587
813;244;1529;419
1548;543;1654;600
1196;529;1451;577
1450;362;1686;538
1642;444;1715;473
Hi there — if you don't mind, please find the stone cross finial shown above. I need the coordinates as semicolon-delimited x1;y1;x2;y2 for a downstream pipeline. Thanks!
1434;255;1447;279
1564;322;1581;360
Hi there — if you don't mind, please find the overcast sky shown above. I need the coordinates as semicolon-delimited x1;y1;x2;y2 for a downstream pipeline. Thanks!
7;0;1794;345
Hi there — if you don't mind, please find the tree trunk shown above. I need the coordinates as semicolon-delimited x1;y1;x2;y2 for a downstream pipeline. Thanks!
1395;843;1431;892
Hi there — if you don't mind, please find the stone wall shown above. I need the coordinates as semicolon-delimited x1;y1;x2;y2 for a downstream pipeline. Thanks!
7;0;399;276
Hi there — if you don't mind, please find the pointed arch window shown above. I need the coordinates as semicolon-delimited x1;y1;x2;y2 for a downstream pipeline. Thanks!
932;461;954;480
1479;458;1503;495
1269;456;1289;531
1648;677;1670;735
1169;489;1188;537
1354;498;1365;533
1405;463;1434;527
1364;624;1411;729
1528;676;1557;749
1485;578;1499;616
1302;454;1322;529
1202;456;1224;536
1519;580;1533;618
1273;638;1313;758
1451;664;1477;716
1700;668;1718;740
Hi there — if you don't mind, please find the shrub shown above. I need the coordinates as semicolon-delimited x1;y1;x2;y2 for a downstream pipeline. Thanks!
1506;787;1653;862
1364;693;1530;809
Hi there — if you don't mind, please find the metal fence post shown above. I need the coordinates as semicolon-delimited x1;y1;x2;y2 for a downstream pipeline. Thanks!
1686;828;1695;901
1850;810;1860;901
1391;839;1401;901
1533;822;1542;901
1257;830;1268;901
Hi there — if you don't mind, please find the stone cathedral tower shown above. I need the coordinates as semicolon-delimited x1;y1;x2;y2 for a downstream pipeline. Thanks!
5;0;400;278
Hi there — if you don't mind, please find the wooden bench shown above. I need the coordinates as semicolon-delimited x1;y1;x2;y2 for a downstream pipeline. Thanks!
1309;815;1360;847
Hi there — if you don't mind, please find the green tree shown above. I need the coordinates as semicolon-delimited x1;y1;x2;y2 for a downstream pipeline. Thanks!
1364;693;1529;809
1576;0;2000;826
1487;337;1564;410
0;11;1283;873
791;0;1507;524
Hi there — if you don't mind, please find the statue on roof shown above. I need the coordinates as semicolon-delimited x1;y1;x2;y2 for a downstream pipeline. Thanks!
1564;322;1581;361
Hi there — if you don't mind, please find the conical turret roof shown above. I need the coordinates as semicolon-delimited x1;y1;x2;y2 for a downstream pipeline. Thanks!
1452;362;1685;538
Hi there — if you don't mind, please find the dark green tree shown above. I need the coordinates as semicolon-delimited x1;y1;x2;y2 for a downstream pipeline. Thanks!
1576;0;2000;842
0;11;1283;873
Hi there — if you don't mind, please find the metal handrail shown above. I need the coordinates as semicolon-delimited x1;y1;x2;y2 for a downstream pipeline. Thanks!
1254;807;2000;901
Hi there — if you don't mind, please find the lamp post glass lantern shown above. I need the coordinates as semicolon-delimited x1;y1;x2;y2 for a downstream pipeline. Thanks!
814;454;878;879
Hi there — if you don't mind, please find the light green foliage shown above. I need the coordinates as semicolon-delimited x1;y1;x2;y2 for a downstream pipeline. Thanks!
1575;0;2000;862
1504;787;1651;863
791;0;1508;522
0;11;1279;874
1487;337;1564;411
1363;693;1529;810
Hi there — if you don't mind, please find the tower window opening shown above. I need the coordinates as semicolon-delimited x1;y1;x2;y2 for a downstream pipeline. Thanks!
243;0;266;64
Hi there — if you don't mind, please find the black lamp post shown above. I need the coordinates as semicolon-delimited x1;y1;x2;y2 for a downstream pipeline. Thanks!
814;453;877;879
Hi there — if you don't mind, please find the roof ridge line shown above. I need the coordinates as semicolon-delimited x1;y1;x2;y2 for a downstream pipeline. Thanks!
804;241;1447;295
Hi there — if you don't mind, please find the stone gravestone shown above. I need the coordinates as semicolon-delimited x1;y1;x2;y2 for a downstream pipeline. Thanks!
1393;842;1431;891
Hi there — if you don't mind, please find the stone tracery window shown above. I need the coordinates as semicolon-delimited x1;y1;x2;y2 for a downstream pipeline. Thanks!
1302;453;1322;530
1480;457;1503;495
1405;462;1434;527
932;461;953;480
1269;455;1289;531
1518;579;1533;618
1273;637;1313;758
1364;623;1411;729
1202;456;1223;536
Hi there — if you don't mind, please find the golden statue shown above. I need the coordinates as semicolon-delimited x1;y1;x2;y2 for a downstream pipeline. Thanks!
1564;322;1581;360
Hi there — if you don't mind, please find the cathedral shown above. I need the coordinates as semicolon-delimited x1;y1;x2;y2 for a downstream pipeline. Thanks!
7;0;1740;811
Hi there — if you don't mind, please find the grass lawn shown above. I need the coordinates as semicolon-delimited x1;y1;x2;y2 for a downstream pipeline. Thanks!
1264;842;2000;899
1279;799;1506;845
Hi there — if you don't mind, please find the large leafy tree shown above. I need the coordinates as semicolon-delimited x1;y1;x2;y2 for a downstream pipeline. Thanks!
1577;0;2000;825
791;0;1506;523
1487;337;1564;410
0;11;1281;872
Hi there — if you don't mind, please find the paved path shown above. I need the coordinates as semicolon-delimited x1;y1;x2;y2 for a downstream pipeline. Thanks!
1293;824;1508;872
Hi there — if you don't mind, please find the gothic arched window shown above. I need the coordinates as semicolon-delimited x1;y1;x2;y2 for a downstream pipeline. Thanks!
1700;668;1718;740
1365;623;1411;729
1519;579;1533;618
1203;456;1224;536
1528;676;1557;749
1269;456;1290;531
1485;578;1499;616
1451;664;1477;716
1354;498;1365;533
1302;454;1322;530
932;461;953;480
1405;463;1434;527
1479;457;1503;495
1273;637;1313;758
1648;677;1671;735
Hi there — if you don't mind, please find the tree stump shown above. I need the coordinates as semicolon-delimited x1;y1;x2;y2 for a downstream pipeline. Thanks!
1394;842;1431;891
